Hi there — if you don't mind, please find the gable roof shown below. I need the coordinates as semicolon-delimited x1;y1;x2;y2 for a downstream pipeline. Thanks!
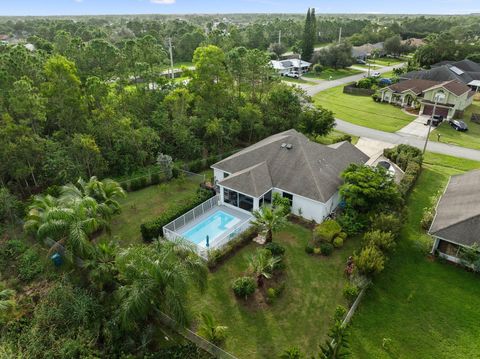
214;129;369;203
383;79;439;95
402;59;480;84
424;80;471;96
429;169;480;247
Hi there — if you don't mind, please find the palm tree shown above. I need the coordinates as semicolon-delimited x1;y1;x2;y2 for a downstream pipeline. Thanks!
25;195;109;260
251;206;287;243
115;239;208;329
248;249;280;287
0;284;15;323
197;312;228;345
280;347;305;359
84;241;119;292
318;322;350;359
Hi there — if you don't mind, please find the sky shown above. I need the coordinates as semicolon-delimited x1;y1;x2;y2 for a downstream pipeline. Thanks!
2;0;480;16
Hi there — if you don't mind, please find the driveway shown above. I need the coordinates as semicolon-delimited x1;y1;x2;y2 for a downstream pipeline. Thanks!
355;137;395;158
335;119;480;161
396;115;432;138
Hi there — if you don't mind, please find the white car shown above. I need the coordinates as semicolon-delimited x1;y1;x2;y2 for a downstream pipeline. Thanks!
372;71;381;78
285;71;300;79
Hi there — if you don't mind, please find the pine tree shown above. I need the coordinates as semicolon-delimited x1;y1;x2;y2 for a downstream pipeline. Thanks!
310;8;317;48
302;8;314;61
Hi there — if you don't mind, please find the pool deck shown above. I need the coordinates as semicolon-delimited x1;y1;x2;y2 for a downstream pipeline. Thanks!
177;204;252;249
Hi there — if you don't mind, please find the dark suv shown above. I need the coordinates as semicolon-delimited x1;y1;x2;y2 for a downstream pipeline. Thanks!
426;115;443;127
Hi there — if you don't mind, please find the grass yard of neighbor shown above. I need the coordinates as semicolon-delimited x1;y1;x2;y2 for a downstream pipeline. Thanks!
281;76;316;85
304;67;362;81
349;152;480;358
370;57;407;66
100;174;207;246
428;102;480;150
314;85;415;132
315;129;359;145
189;223;361;359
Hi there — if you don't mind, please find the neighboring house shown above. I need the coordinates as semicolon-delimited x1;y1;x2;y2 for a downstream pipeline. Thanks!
401;38;425;48
379;79;474;119
211;129;369;223
401;59;480;91
352;42;385;61
429;170;480;264
270;59;311;76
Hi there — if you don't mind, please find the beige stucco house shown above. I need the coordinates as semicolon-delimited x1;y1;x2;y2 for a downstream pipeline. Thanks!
379;79;475;119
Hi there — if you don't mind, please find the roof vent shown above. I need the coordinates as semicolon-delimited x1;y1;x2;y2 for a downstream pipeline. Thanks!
281;143;287;148
286;143;293;150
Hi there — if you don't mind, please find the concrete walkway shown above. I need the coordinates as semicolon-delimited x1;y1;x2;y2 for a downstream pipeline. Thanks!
396;115;433;139
336;119;480;161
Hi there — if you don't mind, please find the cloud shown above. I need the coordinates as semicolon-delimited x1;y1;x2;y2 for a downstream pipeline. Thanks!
150;0;176;4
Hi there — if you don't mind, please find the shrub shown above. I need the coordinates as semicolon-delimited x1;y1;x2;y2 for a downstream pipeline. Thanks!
120;181;129;191
334;305;348;322
343;284;359;306
266;287;276;304
355;245;385;276
313;247;321;255
141;189;213;241
399;161;421;197
384;144;423;171
320;242;334;256
338;208;368;235
4;239;27;259
371;213;402;238
272;193;291;216
188;159;204;173
305;244;314;254
129;178;145;191
18;248;44;281
232;277;256;300
314;219;342;243
265;242;285;257
150;173;161;185
333;237;344;248
139;176;148;188
313;63;323;74
421;206;435;230
363;230;396;252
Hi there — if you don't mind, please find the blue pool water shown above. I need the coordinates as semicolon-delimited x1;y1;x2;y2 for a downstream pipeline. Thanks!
182;210;240;246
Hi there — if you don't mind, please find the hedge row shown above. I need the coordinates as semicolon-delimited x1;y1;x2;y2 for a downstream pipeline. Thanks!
384;144;423;197
120;171;170;192
140;188;214;242
181;150;238;173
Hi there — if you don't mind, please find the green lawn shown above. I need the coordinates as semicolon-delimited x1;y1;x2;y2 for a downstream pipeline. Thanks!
429;102;480;150
315;129;359;145
189;223;361;359
314;85;415;132
349;153;480;358
282;76;316;85
304;67;362;81
100;176;206;246
370;57;406;66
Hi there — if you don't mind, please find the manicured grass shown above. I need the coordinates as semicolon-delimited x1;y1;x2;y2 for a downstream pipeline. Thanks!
100;176;206;246
370;57;406;66
428;102;480;150
314;85;415;132
304;67;362;81
349;154;480;358
189;223;361;359
315;129;359;145
282;76;316;85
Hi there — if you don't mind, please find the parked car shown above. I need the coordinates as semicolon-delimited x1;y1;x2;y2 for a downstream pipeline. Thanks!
357;59;367;65
285;71;300;79
372;71;381;78
426;115;443;127
449;119;468;131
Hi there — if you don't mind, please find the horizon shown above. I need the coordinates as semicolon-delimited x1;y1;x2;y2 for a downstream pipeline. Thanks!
3;0;480;17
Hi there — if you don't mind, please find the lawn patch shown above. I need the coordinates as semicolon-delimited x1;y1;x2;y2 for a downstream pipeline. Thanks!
304;67;362;81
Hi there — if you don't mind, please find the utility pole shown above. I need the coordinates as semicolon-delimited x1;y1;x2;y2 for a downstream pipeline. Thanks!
168;37;174;79
423;100;439;154
278;30;282;45
338;27;342;43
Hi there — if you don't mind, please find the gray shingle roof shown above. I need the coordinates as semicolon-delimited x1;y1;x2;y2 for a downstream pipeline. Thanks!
429;169;480;247
401;59;480;85
214;129;369;202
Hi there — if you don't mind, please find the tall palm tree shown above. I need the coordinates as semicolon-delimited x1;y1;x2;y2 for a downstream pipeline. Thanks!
84;241;119;292
197;312;228;345
248;249;280;287
251;206;287;243
25;195;108;260
0;284;15;323
115;239;208;329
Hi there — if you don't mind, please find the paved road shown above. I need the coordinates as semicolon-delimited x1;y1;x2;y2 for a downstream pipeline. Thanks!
335;119;480;161
304;64;402;96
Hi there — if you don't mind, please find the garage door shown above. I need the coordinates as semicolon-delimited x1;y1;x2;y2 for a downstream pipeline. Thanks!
423;105;449;118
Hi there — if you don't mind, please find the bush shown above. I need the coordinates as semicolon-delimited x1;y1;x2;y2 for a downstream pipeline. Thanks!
120;181;129;191
313;247;321;255
343;284;359;305
421;206;435;230
384;144;423;171
141;189;213;242
370;213;402;238
363;230;396;252
188;159;204;173
232;277;256;299
272;193;291;216
313;63;323;74
305;244;314;254
355;245;385;276
129;178;145;191
265;242;285;257
399;161;421;197
150;172;161;185
334;305;348;322
338;208;368;235
333;237;344;248
320;242;334;256
4;239;27;259
314;219;342;242
18;248;44;281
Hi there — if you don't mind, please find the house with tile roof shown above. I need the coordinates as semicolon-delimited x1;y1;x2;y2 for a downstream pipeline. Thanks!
379;79;475;119
211;129;369;223
429;170;480;264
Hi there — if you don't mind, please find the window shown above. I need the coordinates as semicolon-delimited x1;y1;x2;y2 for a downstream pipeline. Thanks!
223;188;238;207
282;192;293;206
238;193;254;212
260;190;272;207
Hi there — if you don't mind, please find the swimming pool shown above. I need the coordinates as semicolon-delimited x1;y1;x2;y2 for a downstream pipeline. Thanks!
182;210;241;247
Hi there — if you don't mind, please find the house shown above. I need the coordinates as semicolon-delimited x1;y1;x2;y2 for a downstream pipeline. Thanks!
429;170;480;264
401;38;425;48
379;79;475;119
211;129;369;223
352;42;385;61
270;59;311;76
401;59;480;91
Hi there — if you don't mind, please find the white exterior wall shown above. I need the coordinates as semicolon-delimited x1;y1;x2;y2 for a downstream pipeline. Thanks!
213;168;227;184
